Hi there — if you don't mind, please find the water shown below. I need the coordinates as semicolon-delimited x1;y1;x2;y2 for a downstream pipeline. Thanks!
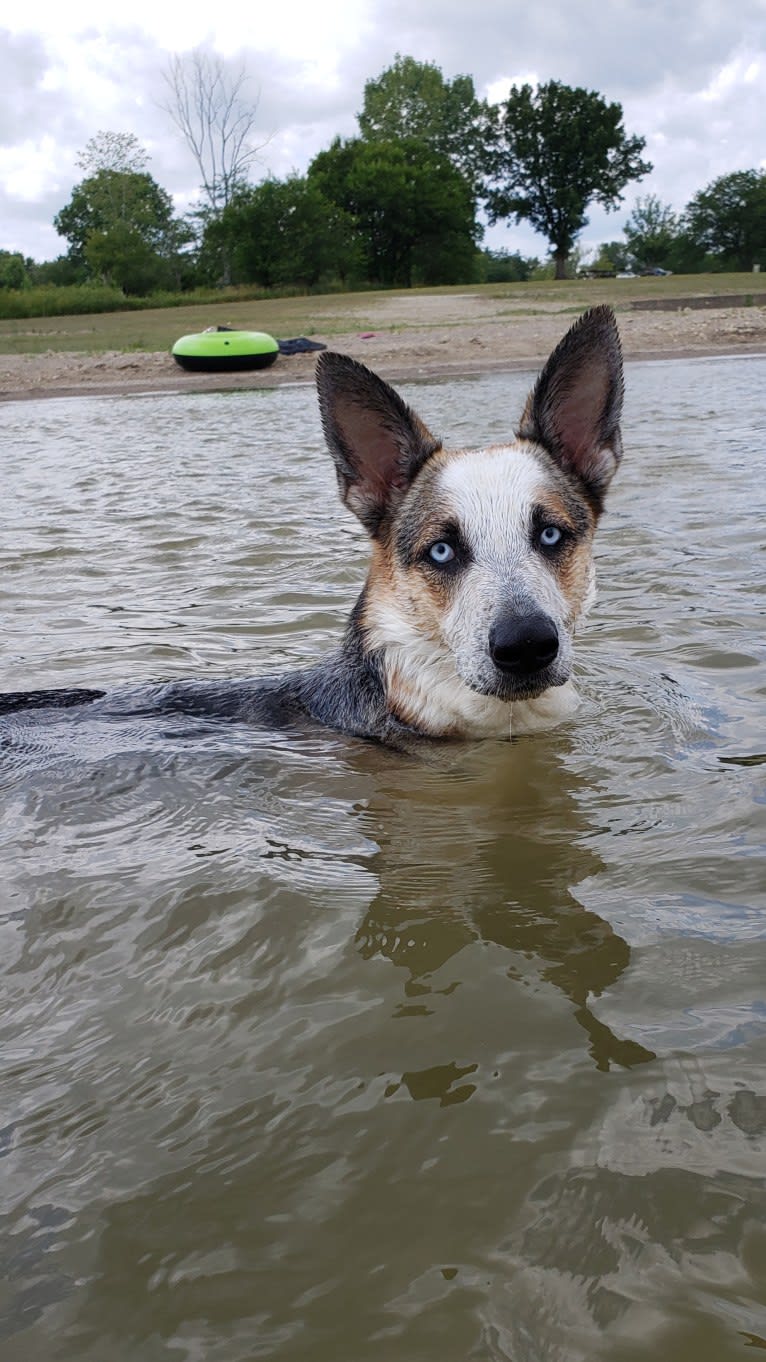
0;357;764;1361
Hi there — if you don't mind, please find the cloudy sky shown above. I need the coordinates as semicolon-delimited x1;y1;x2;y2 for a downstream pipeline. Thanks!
1;0;764;263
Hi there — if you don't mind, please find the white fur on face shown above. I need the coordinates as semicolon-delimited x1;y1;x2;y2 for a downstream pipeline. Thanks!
367;595;581;738
434;445;577;694
437;445;544;568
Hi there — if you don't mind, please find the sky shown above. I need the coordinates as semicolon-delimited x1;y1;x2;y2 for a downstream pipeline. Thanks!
1;0;764;264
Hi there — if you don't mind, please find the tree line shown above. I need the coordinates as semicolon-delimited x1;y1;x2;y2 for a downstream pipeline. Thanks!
3;54;765;302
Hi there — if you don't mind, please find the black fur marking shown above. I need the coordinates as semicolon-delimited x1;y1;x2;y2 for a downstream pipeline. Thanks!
530;498;590;546
394;513;471;573
530;510;572;559
0;687;105;715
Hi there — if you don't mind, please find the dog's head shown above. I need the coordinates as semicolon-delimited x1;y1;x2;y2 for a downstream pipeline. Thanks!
316;306;623;727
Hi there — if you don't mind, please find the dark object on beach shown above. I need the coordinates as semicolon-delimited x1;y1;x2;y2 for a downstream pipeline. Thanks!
277;338;328;356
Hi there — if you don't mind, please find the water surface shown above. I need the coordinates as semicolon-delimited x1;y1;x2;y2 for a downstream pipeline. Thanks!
1;357;765;1361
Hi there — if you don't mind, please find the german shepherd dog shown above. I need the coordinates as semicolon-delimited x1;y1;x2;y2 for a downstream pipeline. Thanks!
0;306;623;747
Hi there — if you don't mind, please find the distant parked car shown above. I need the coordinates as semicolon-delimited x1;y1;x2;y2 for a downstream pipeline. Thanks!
640;267;673;276
616;271;637;278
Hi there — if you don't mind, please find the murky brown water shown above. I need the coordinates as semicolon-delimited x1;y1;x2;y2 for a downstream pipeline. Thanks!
1;357;765;1361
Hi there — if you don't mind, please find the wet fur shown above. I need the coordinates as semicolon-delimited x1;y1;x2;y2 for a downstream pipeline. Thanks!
0;307;623;747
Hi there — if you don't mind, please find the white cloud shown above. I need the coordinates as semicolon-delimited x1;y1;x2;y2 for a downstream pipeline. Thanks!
0;137;64;203
0;2;764;260
699;50;763;101
4;1;377;66
484;73;540;104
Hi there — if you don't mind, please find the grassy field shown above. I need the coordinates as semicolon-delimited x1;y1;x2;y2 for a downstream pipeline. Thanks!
1;274;764;356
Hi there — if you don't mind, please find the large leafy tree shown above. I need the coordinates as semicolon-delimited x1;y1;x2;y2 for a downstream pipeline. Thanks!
309;136;479;287
84;224;164;294
54;159;191;294
55;170;176;262
358;54;487;186
483;81;652;278
55;168;175;263
205;176;360;288
623;194;679;271
683;170;766;271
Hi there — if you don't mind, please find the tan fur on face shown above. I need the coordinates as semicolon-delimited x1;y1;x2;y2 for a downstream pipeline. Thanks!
363;539;447;663
534;488;597;625
362;540;515;736
557;541;596;624
534;488;592;536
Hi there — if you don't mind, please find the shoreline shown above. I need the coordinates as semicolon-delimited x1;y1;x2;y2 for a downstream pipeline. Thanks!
2;299;765;402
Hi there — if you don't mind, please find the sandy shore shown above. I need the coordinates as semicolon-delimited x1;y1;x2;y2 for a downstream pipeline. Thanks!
2;294;765;401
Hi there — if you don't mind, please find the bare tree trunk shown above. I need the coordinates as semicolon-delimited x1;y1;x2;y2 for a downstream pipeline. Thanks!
161;50;269;282
554;249;568;279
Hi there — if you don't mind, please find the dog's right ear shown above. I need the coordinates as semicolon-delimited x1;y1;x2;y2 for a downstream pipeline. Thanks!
316;352;441;537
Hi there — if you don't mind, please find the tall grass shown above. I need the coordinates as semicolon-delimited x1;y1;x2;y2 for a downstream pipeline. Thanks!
0;284;138;319
2;272;765;324
0;280;352;321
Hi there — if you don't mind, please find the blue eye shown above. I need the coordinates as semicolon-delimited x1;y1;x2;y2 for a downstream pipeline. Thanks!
428;541;456;565
539;525;563;548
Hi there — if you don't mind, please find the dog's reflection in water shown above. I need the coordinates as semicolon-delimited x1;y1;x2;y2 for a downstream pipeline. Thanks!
351;737;653;1076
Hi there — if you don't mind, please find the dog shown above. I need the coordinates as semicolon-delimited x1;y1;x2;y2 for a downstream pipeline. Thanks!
0;305;623;746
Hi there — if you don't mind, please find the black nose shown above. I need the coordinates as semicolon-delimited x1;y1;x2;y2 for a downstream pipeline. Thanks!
489;614;559;675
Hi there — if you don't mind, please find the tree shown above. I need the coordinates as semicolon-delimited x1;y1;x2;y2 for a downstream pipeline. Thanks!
28;255;87;286
483;81;652;279
594;241;631;273
85;224;163;294
162;50;267;284
54;164;190;294
309;137;479;287
76;131;149;177
683;170;766;271
55;170;176;262
204;176;360;289
161;50;266;218
0;251;29;289
477;248;539;283
358;54;487;186
623;195;679;270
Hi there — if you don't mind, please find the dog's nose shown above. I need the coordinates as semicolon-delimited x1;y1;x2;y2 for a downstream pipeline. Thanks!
489;614;559;675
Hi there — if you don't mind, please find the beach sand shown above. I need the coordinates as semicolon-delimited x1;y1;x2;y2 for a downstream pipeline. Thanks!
1;293;764;402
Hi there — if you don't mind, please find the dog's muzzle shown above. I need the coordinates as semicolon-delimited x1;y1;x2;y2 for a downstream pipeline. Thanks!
489;613;559;678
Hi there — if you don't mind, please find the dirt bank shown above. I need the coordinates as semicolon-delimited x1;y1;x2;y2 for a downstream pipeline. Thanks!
1;294;764;402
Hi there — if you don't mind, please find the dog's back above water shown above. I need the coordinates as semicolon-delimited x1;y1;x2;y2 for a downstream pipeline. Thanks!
1;305;624;746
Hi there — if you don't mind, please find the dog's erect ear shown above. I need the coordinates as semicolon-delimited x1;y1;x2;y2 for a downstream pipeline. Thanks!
517;305;624;508
315;352;441;536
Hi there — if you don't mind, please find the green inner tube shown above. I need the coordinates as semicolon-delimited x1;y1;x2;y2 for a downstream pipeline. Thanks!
172;330;279;372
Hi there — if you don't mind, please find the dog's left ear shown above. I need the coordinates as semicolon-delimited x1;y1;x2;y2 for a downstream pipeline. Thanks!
316;352;441;536
518;305;624;509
